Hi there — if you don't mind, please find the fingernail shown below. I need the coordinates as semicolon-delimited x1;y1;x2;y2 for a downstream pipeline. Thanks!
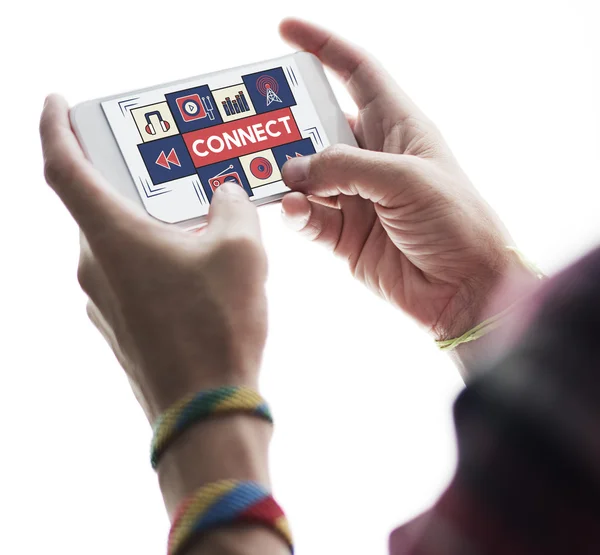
283;155;311;183
216;182;247;197
281;203;309;231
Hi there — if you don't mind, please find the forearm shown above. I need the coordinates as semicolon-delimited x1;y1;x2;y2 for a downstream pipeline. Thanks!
157;415;289;555
180;528;289;555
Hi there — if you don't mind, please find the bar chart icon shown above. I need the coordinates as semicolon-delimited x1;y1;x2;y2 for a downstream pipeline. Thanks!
213;84;256;122
222;90;251;116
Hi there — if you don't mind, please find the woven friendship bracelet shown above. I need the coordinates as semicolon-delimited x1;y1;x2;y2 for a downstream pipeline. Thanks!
151;386;272;470
168;480;293;555
436;246;546;352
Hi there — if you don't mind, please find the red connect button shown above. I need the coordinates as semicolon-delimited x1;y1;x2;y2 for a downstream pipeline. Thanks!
183;108;301;168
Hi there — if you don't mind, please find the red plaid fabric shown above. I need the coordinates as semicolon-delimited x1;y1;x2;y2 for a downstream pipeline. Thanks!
390;247;600;555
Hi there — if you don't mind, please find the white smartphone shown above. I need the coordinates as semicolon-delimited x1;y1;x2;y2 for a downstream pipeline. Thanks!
71;52;357;230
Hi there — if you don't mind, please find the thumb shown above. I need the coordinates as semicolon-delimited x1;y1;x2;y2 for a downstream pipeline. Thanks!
40;94;149;241
282;144;420;207
207;182;261;241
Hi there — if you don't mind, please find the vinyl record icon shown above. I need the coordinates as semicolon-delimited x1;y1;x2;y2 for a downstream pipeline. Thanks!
250;157;273;180
183;98;201;116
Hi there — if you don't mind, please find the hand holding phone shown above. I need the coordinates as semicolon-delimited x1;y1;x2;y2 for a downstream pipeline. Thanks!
41;94;269;425
278;18;520;354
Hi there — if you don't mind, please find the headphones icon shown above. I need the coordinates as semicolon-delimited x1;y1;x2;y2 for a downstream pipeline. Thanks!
144;111;171;135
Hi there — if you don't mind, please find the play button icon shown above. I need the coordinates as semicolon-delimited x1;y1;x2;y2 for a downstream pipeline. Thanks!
155;148;181;170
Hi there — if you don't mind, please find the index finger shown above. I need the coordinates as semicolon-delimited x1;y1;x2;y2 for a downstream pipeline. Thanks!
207;182;262;242
279;18;425;119
40;94;146;239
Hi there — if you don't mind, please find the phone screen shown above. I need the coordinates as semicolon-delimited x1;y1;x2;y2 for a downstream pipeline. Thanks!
102;59;328;224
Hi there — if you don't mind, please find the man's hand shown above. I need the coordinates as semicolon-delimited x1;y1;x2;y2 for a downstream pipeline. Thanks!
280;19;529;341
40;97;287;555
40;95;268;424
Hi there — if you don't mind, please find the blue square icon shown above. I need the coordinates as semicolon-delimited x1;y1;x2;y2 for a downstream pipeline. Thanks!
165;85;222;133
138;135;196;185
242;67;296;114
197;158;253;203
272;138;316;171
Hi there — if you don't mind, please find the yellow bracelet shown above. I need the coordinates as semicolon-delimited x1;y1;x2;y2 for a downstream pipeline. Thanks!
435;246;545;352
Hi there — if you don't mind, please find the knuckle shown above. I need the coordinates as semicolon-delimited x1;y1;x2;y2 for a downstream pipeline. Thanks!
42;158;60;186
319;144;353;168
313;144;359;183
43;156;75;188
77;256;94;295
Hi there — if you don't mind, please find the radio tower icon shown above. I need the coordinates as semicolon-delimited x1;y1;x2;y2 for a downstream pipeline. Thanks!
256;75;283;107
265;84;281;106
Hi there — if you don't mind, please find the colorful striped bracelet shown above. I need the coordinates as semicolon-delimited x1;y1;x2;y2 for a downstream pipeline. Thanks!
168;480;293;555
151;386;273;470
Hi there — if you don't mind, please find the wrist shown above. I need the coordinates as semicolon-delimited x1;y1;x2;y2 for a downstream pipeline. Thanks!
138;358;262;425
434;249;543;377
158;414;272;521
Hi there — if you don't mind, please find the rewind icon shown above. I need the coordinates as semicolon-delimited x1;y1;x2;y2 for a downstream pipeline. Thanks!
155;148;181;170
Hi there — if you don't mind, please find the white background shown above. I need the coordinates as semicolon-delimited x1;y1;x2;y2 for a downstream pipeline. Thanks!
1;1;599;554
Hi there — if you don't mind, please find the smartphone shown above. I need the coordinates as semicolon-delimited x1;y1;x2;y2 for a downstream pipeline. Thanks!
71;52;357;230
